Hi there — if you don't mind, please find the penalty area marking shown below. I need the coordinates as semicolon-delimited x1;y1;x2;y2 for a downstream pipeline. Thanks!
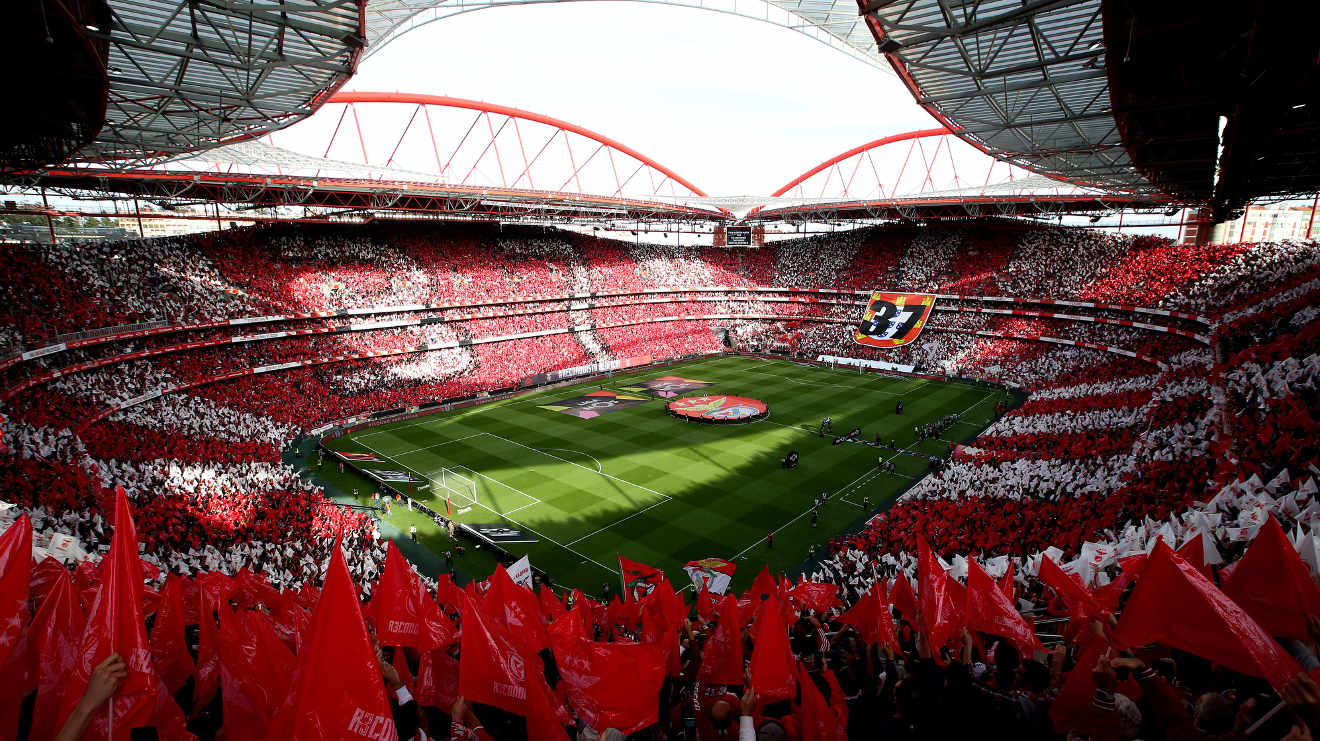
539;447;603;473
352;438;618;577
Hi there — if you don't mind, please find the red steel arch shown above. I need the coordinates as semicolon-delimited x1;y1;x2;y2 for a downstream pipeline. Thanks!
320;91;708;197
769;128;951;197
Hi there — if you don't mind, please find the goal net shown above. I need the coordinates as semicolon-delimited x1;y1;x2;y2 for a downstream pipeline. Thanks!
436;467;477;507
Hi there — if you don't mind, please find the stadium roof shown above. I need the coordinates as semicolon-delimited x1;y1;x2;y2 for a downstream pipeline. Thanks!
74;0;364;166
859;0;1148;193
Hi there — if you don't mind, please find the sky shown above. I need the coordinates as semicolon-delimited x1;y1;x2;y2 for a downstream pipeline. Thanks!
334;1;938;197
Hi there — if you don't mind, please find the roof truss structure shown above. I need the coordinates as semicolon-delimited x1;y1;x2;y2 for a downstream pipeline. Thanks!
73;0;365;166
862;0;1150;193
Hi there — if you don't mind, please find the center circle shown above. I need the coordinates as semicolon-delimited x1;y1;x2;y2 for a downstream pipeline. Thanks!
667;395;769;423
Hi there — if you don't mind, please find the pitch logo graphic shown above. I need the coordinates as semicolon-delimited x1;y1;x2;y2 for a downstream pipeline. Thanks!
854;291;936;348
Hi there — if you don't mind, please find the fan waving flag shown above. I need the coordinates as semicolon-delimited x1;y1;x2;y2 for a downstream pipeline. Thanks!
618;555;665;600
966;559;1044;656
57;487;191;741
854;291;936;348
266;535;396;741
683;558;737;595
1115;541;1301;690
1222;514;1320;640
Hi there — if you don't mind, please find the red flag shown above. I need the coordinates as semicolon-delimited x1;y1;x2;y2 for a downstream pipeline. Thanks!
838;587;902;655
697;585;718;621
0;514;32;670
415;648;460;710
548;608;665;734
744;564;778;605
194;593;220;712
30;569;85;741
150;576;194;696
373;542;454;650
918;542;957;650
486;564;550;654
29;555;67;616
1114;541;1301;690
0;514;34;738
217;605;270;738
749;594;796;702
640;595;682;677
789;580;842;614
57;488;190;740
1039;556;1102;625
966;559;1043;656
998;562;1016;602
1175;533;1209;575
797;664;846;741
266;536;396;741
1222;514;1320;640
697;595;744;686
888;575;917;621
1048;634;1109;732
618;555;665;600
458;593;568;740
539;585;567;622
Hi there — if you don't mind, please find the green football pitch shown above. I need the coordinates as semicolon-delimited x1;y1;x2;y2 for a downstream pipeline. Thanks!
321;355;1010;595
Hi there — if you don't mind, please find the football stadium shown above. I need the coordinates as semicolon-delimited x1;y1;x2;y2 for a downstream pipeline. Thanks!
0;1;1317;739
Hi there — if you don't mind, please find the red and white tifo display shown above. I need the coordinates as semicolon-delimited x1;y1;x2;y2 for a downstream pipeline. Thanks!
667;395;769;423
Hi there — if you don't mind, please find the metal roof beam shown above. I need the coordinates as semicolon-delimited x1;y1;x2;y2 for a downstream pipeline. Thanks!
867;0;1091;43
921;69;1108;104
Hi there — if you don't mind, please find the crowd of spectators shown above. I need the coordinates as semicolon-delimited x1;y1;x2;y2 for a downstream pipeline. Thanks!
0;221;1316;739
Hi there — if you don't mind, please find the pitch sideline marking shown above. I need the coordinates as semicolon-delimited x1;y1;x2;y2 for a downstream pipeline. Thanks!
389;432;488;457
353;437;617;576
728;445;914;562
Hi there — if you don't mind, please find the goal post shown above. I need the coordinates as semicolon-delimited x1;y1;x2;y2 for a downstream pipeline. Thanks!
437;467;477;507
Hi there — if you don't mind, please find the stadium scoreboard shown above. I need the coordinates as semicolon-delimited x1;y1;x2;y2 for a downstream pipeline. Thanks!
725;226;752;246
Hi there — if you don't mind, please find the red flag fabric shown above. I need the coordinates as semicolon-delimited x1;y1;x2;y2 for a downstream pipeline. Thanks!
540;585;567;622
150;576;194;696
0;514;32;670
0;514;34;739
745;565;778;605
749;594;796;702
194;594;221;712
1175;533;1209;575
1048;634;1109;732
1039;556;1101;621
29;554;67;617
458;593;568;740
217;605;269;739
838;586;902;654
888;575;917;621
697;595;744;686
548;608;665;734
998;562;1016;602
1114;541;1301;690
373;542;454;650
789;580;842;614
918;542;957;650
30;569;85;741
640;595;682;677
58;489;192;740
697;586;718;622
618;555;665;600
416;648;460;710
966;559;1043;656
1222;514;1320;640
266;536;396;741
486;564;551;654
797;664;846;741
